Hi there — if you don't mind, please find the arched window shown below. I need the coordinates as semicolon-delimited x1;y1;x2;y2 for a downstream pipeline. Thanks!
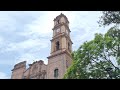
57;20;60;24
56;41;60;50
54;68;58;78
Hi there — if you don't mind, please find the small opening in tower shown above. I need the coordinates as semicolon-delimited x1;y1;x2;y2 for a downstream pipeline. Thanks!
57;20;60;24
54;68;58;78
56;41;60;50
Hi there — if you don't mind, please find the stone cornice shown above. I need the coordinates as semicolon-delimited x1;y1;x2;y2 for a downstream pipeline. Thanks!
51;33;73;44
52;23;71;32
11;66;25;71
47;50;72;59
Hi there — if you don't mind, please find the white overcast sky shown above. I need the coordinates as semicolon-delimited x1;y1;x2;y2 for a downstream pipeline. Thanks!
0;11;111;79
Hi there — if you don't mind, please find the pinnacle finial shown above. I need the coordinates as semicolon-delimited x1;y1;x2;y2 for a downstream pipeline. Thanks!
60;11;63;15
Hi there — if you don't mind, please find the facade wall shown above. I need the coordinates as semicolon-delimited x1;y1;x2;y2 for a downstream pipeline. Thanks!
28;61;47;79
47;54;66;79
11;61;26;79
11;60;47;79
11;66;26;79
23;69;29;79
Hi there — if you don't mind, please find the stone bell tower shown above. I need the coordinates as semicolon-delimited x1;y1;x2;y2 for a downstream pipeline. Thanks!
47;13;73;79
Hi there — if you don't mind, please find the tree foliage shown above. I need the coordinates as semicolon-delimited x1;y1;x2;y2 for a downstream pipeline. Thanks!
64;11;120;79
99;11;120;26
64;26;120;79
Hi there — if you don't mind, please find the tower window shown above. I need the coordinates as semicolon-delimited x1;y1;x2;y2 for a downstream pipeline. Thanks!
57;20;60;24
54;69;58;78
56;41;60;50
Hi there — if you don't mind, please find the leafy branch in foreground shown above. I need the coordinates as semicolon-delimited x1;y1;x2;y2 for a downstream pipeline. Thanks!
64;26;120;79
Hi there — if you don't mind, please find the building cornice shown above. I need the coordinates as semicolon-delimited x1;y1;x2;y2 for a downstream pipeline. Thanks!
51;33;73;44
47;50;72;59
52;23;71;32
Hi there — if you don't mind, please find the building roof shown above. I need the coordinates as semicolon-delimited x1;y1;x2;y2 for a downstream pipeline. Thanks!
53;13;69;23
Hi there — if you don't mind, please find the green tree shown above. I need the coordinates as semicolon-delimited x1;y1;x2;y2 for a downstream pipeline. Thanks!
64;26;120;79
64;11;120;79
99;11;120;26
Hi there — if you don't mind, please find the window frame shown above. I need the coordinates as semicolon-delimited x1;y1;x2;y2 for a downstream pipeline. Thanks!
56;41;60;50
54;68;59;78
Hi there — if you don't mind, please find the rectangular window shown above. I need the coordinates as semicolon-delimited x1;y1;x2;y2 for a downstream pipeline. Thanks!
54;69;58;78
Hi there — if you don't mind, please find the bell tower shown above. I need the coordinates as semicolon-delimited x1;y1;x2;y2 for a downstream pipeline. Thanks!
47;13;73;79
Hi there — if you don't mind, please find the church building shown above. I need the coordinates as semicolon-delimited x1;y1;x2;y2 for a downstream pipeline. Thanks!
11;13;73;79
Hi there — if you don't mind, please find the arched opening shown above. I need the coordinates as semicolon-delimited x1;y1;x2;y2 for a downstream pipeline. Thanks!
57;20;60;24
56;41;60;50
54;68;58;78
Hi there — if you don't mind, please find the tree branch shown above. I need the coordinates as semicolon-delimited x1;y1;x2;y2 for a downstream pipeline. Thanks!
103;49;117;68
